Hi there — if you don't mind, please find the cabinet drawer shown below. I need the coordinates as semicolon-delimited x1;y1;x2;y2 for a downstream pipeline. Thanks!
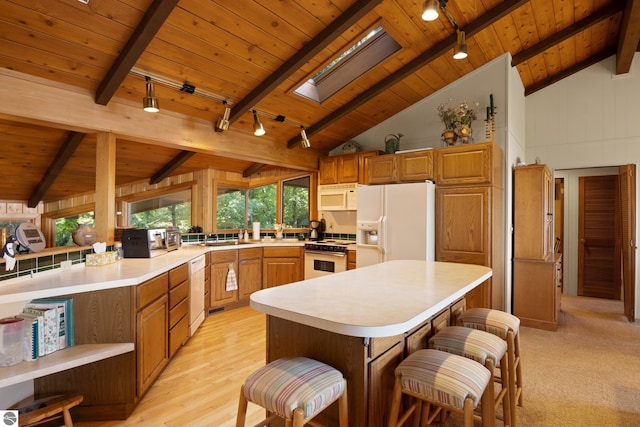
169;279;189;308
431;308;450;335
240;247;262;260
169;314;189;357
211;250;238;263
263;246;301;258
169;296;189;329
405;319;431;356
169;263;189;289
137;272;168;309
450;297;466;326
368;334;403;359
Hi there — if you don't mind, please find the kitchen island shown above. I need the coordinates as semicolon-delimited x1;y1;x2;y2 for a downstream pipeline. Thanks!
250;260;492;427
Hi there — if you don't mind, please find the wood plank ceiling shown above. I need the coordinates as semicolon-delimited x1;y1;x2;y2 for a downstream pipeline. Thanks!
0;0;638;204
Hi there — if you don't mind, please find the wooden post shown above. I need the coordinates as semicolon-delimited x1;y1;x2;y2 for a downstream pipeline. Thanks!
95;132;116;244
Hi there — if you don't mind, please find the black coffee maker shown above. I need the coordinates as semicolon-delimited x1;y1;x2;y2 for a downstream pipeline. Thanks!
309;220;325;241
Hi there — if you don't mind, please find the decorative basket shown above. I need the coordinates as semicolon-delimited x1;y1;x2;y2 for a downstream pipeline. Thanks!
341;140;360;153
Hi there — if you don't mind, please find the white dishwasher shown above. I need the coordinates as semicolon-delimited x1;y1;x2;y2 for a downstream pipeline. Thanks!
188;255;206;336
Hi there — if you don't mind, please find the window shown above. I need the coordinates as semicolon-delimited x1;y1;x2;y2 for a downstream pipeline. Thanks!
282;176;310;228
129;189;191;232
216;176;310;231
294;26;400;103
54;212;95;247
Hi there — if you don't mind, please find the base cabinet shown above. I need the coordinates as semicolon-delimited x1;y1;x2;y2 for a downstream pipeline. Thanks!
514;255;562;331
210;250;239;307
263;247;303;288
238;247;262;300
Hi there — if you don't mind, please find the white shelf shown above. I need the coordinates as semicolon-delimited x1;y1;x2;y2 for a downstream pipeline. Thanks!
0;343;134;388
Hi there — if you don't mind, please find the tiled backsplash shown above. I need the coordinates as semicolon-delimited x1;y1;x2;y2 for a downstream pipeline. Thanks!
0;247;96;282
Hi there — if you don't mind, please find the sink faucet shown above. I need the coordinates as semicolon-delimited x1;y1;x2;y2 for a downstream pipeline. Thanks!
205;233;218;244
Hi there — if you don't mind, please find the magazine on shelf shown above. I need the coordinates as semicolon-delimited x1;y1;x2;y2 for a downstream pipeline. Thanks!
30;297;74;347
22;306;58;354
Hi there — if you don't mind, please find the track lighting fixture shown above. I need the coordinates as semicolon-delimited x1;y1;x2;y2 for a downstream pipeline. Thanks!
215;100;231;132
300;126;311;148
453;30;468;59
142;76;159;113
252;110;265;136
421;0;440;21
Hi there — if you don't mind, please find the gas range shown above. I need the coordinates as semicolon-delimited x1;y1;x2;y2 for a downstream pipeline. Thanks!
304;239;356;254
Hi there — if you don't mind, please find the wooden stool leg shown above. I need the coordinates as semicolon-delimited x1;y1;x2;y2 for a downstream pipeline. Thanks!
481;361;496;427
236;386;248;427
291;408;305;427
507;331;518;426
514;331;524;406
463;397;474;427
499;354;512;427
388;376;403;427
338;380;349;427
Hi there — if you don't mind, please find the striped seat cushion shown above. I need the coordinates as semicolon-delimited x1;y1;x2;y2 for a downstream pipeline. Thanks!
395;349;491;410
429;326;507;367
458;308;520;340
242;357;345;420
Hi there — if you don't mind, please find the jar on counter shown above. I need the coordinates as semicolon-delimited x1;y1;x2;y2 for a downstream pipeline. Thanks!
114;242;124;260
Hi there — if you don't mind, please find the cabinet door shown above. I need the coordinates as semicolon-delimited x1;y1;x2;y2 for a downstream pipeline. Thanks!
319;156;339;184
405;320;431;356
513;258;557;330
435;142;497;186
347;250;357;270
239;257;262;300
368;343;404;427
262;257;303;288
210;250;238;306
398;150;433;182
137;294;169;397
514;164;553;259
338;153;359;182
358;150;380;184
367;155;397;184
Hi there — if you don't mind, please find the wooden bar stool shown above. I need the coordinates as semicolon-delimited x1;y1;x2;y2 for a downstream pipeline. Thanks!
388;349;494;427
16;394;83;427
236;356;348;427
429;326;511;426
458;308;523;425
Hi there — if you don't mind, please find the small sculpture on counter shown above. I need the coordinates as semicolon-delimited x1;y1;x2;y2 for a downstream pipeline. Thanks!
2;235;18;271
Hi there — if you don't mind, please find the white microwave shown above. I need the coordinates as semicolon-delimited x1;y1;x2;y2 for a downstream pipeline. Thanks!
317;183;358;211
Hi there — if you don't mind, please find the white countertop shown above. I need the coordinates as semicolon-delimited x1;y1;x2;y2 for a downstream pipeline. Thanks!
0;240;305;305
250;260;492;338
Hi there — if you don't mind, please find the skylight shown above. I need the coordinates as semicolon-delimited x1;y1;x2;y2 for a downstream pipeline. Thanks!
295;26;400;103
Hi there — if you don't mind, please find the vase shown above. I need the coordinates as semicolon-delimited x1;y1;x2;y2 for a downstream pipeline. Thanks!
72;223;99;246
458;125;472;144
384;133;403;154
442;130;457;146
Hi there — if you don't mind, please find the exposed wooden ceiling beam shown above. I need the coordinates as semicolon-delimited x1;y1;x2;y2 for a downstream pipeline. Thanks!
227;0;383;124
94;0;179;105
243;163;266;177
616;0;640;74
525;47;617;96
150;151;195;184
28;131;86;208
287;0;529;148
512;2;624;67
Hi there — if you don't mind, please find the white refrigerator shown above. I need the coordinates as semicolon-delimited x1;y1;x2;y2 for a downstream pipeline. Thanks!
356;181;435;268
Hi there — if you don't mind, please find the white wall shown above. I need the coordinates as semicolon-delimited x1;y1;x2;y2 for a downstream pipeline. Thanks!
526;53;640;319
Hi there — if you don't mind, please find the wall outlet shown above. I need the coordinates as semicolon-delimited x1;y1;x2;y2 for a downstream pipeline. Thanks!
61;260;73;270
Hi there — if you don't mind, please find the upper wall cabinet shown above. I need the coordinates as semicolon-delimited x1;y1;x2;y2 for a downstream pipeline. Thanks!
434;142;500;187
319;151;381;185
366;150;434;185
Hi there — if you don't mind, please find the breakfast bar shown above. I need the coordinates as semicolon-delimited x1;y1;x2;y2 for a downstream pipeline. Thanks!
250;260;492;427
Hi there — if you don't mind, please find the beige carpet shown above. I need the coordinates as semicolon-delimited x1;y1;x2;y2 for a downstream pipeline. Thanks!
514;295;640;427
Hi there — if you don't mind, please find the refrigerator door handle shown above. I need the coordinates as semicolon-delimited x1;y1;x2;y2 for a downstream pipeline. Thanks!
379;216;387;254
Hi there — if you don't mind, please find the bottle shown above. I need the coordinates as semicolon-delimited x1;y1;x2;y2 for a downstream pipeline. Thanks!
244;230;249;242
238;229;244;241
114;242;124;260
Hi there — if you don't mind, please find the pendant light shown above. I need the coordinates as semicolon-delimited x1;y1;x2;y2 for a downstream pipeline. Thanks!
142;76;159;113
421;0;439;21
300;126;311;148
453;30;468;59
252;110;265;136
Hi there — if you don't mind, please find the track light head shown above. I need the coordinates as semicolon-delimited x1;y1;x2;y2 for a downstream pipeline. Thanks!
421;0;439;21
214;100;231;132
143;76;159;113
453;30;468;59
252;110;265;136
300;126;311;148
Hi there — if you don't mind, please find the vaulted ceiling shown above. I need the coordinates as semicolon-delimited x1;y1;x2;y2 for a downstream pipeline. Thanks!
0;0;638;204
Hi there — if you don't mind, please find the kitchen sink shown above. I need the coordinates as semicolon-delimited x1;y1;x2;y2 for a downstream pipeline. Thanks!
200;239;253;246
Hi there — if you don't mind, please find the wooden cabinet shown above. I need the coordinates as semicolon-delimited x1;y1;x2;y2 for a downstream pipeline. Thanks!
405;319;432;356
210;250;239;307
263;246;303;288
347;249;357;270
136;292;169;397
366;149;434;185
434;142;504;310
514;255;562;330
238;247;262;301
449;297;466;327
513;163;561;330
168;263;189;357
319;150;381;184
514;164;553;259
204;251;211;313
367;342;404;427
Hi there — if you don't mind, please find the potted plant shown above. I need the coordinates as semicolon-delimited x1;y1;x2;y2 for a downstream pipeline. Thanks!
437;100;478;145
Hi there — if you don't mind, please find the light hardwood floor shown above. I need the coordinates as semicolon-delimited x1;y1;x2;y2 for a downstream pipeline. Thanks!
75;306;267;427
